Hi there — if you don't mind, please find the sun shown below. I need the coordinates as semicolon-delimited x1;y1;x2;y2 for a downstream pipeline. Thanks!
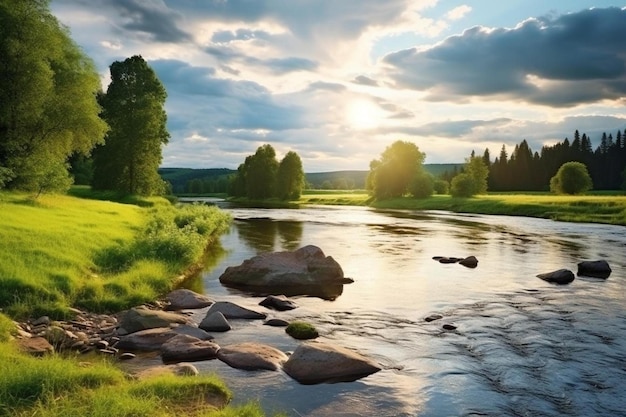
346;99;384;130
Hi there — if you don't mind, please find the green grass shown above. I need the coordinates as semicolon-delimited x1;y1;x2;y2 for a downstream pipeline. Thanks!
296;190;626;225
0;190;230;318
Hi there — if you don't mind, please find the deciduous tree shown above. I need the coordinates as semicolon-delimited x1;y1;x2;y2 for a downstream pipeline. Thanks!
277;151;305;200
368;140;426;199
92;56;169;195
550;161;592;194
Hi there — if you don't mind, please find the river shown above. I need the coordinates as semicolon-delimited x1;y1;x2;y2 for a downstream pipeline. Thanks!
164;202;626;416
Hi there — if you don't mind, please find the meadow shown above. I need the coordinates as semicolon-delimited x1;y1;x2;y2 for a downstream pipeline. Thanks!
298;190;626;225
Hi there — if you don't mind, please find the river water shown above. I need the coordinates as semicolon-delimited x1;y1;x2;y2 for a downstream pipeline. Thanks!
164;202;626;416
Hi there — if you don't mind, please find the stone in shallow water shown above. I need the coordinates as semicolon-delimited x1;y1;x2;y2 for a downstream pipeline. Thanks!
537;269;575;285
160;334;220;363
424;314;443;322
577;260;611;279
217;342;288;371
199;312;231;332
283;341;381;384
165;289;213;310
259;294;298;311
203;301;266;320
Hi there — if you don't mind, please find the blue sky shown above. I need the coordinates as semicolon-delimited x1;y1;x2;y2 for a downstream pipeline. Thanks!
50;1;626;172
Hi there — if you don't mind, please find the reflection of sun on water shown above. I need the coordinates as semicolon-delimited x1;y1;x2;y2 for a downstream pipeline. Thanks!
346;99;384;130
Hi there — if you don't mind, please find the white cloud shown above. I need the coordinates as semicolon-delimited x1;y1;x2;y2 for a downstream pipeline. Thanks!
445;5;472;21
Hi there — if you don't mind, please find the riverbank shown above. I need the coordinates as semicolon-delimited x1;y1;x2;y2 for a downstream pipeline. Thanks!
297;191;626;226
0;189;273;417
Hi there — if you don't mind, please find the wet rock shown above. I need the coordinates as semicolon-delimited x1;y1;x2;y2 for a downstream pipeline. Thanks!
537;269;575;285
174;363;200;376
199;312;231;332
259;295;298;311
116;327;179;351
161;334;220;363
424;314;443;322
217;342;288;371
436;257;461;264
118;307;192;334
165;289;213;310
219;245;351;299
264;318;290;327
203;301;266;320
171;325;215;340
119;352;136;360
283;341;382;384
459;256;478;268
442;324;457;331
17;337;54;356
577;260;611;279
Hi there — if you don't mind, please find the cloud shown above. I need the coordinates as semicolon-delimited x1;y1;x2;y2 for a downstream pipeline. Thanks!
445;5;472;21
353;75;379;86
383;7;626;106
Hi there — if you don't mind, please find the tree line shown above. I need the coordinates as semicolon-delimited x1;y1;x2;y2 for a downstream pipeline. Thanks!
477;130;626;191
228;144;305;200
1;0;168;196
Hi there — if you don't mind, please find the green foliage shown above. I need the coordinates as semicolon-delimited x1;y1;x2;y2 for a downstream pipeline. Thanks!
450;173;475;197
0;0;107;193
0;191;230;317
620;165;626;191
285;321;319;340
550;161;593;195
0;314;15;342
433;179;449;195
228;145;305;201
367;140;426;199
276;151;305;200
92;56;169;196
409;171;434;199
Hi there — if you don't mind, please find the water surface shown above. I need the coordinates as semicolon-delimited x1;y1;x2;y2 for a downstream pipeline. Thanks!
161;203;626;416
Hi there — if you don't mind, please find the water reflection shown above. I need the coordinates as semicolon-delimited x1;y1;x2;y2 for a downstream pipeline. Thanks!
234;218;303;253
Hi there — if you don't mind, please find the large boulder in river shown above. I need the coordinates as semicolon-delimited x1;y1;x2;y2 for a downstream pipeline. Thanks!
283;341;382;384
537;269;575;285
577;260;611;278
160;334;220;363
117;326;214;351
219;245;352;300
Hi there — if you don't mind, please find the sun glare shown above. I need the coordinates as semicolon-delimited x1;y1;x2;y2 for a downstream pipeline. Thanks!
346;100;384;130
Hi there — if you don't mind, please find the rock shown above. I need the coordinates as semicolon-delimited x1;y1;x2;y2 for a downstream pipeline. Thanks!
165;289;213;310
217;342;288;371
424;314;443;322
171;325;215;340
32;316;50;326
219;245;351;299
116;327;179;351
118;307;192;334
17;337;54;356
174;363;200;376
259;295;298;311
44;325;71;348
537;269;575;285
199;312;232;332
203;301;266;320
119;352;136;360
264;318;290;327
442;324;457;331
459;256;478;268
136;363;199;379
286;321;319;340
160;334;220;363
283;341;382;384
577;260;612;278
437;257;460;264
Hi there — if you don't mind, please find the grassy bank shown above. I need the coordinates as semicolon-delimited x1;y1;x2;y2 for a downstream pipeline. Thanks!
296;190;626;225
0;189;230;318
0;190;279;417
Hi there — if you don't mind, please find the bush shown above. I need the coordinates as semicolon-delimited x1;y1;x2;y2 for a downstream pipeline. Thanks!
550;161;593;194
408;172;434;199
285;321;319;340
433;179;449;195
450;173;475;197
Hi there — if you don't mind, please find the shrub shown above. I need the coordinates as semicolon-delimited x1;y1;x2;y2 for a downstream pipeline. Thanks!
408;171;434;199
450;173;475;197
550;161;593;194
285;321;319;340
433;179;449;195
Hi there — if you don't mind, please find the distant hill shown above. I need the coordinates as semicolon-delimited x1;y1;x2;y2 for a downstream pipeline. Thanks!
159;163;464;193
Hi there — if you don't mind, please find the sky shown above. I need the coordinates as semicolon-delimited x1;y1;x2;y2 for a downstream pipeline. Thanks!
50;1;626;172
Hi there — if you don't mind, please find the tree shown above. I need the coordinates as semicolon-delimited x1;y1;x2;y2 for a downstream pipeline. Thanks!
367;140;426;199
465;155;489;194
550;162;593;194
409;171;434;199
0;0;107;192
92;56;169;195
276;151;305;200
245;144;279;199
450;173;475;197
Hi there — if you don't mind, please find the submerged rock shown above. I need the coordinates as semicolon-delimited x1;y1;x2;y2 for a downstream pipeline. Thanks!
259;294;298;311
219;245;351;300
537;269;575;285
577;260;611;278
459;256;478;268
283;341;382;384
